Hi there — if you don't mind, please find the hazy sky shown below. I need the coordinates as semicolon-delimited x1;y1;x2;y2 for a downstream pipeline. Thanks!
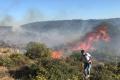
0;0;120;21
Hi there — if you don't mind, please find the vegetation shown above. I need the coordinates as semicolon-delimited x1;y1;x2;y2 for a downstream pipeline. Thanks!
25;42;51;59
0;42;120;80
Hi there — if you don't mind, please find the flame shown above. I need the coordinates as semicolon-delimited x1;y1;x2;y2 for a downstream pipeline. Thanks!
51;51;62;59
73;24;110;51
51;24;111;59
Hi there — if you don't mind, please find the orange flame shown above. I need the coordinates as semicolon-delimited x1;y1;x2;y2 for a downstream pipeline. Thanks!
51;51;62;59
73;24;110;51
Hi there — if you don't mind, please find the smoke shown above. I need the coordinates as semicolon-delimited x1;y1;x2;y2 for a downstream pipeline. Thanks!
0;15;102;49
18;25;90;48
24;9;46;23
0;0;119;58
72;23;110;51
0;15;13;26
0;9;120;57
0;8;46;32
50;21;120;59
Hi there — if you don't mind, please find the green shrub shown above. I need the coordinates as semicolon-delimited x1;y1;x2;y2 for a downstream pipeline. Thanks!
0;56;13;67
0;53;31;68
32;74;47;80
25;42;51;59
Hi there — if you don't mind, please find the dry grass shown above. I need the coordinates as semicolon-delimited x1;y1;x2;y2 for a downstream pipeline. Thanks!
0;66;8;71
0;66;14;80
0;76;14;80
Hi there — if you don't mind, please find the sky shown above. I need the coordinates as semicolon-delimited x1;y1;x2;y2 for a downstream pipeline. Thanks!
0;0;120;22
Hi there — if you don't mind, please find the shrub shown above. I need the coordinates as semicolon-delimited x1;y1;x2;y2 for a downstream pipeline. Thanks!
0;53;31;68
25;42;51;59
0;56;13;67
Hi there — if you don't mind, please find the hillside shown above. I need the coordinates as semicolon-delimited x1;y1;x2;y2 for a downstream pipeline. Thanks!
0;18;120;60
0;19;120;47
